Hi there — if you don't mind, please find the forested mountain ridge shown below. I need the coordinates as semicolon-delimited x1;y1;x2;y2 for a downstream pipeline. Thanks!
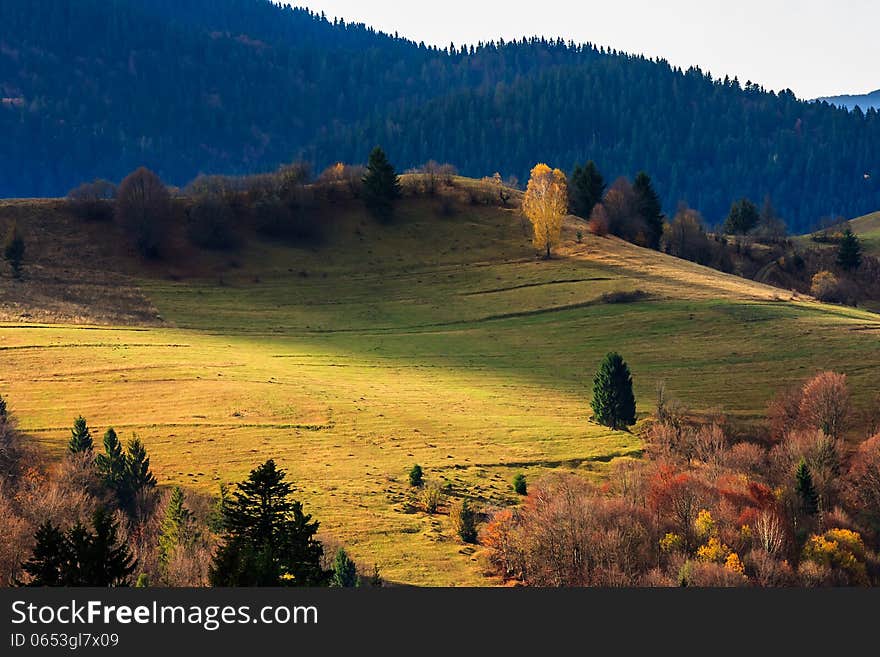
2;0;879;231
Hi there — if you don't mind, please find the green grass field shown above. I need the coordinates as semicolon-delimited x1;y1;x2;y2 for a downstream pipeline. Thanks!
2;196;880;585
848;211;880;257
796;210;880;258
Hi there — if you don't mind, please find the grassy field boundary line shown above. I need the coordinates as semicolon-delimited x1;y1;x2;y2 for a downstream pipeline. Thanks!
22;421;334;432
459;276;614;296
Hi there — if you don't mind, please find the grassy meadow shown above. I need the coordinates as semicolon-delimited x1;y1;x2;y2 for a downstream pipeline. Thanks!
2;196;880;585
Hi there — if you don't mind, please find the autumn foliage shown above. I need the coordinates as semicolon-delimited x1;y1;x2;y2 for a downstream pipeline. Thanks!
522;163;567;258
484;370;880;587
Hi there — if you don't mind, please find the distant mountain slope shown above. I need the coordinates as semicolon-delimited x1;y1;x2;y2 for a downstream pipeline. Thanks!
817;89;880;112
2;0;880;232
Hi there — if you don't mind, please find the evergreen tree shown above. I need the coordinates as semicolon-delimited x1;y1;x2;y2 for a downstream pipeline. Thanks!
633;171;664;249
124;436;157;497
76;508;137;586
95;427;126;492
795;459;819;516
3;222;25;278
362;146;401;222
211;459;327;586
158;487;197;571
19;521;70;586
330;548;359;587
723;198;760;235
590;352;637;430
408;464;423;487
837;229;862;271
512;473;527;495
68;416;93;454
208;482;230;533
569;160;605;219
19;509;135;586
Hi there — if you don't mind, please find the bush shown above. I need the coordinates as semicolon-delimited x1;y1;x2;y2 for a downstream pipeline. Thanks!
418;482;442;514
810;270;841;302
588;203;610;236
449;499;478;543
116;167;172;258
3;223;25;278
408;464;423;487
187;195;239;250
252;192;322;244
67;179;116;222
512;473;527;495
599;290;649;304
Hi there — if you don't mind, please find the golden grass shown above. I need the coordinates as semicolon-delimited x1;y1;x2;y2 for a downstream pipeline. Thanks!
2;194;880;585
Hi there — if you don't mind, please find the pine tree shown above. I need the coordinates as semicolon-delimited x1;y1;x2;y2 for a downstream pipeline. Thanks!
723;198;760;235
795;459;819;516
124;436;157;496
837;229;862;271
78;508;137;586
95;427;126;492
211;459;327;586
19;521;70;586
569;161;605;219
158;486;197;571
3;222;25;278
512;473;527;495
633;171;664;249
408;464;423;487
330;548;359;587
19;510;135;586
68;415;93;454
361;146;401;222
208;482;230;533
591;352;637;430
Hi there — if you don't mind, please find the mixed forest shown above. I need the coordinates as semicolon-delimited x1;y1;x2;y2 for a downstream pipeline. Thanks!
2;0;880;230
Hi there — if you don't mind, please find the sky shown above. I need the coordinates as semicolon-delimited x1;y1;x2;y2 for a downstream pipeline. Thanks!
295;0;878;100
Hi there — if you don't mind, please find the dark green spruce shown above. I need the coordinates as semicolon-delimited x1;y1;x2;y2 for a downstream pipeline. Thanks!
591;352;637;430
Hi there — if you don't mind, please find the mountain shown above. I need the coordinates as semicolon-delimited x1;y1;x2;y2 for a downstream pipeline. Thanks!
2;0;880;232
817;89;880;112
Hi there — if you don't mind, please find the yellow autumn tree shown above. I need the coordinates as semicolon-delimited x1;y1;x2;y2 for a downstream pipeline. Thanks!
522;163;568;258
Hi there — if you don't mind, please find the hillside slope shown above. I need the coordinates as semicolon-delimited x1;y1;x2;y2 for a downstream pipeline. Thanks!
849;211;880;256
2;0;880;229
2;195;880;585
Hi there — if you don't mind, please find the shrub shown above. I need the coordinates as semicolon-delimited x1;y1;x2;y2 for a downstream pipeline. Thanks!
252;192;321;244
116;167;172;258
599;290;649;304
449;499;478;543
810;270;841;302
3;223;25;278
187;195;239;250
67;179;116;222
418;482;443;514
588;202;609;236
408;464;423;488
512;473;527;496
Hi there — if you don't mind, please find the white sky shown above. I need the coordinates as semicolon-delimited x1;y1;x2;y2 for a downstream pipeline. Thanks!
294;0;878;99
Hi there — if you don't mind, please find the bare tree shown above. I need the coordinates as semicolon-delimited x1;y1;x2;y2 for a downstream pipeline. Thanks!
116;167;172;258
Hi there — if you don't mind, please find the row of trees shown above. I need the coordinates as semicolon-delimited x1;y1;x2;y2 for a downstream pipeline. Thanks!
483;371;880;586
0;404;374;587
64;146;405;260
522;158;875;308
